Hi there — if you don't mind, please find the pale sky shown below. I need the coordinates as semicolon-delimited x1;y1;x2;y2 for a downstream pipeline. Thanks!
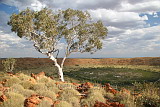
0;0;160;58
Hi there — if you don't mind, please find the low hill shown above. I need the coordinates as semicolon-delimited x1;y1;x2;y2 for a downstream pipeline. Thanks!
0;57;160;70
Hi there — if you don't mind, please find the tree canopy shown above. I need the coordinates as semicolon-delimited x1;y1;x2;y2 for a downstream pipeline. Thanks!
8;8;108;57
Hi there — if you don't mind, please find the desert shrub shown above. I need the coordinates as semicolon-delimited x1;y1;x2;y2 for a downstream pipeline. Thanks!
37;76;51;83
2;58;16;72
10;84;24;93
0;92;25;107
88;87;106;96
36;90;57;101
0;91;3;96
57;83;76;90
114;91;135;107
17;73;33;81
45;81;56;88
22;89;36;98
4;77;21;87
9;84;36;98
135;83;160;107
20;81;34;89
0;76;10;82
105;92;115;101
37;99;52;107
81;91;105;107
65;97;80;107
30;83;48;91
58;88;80;100
55;101;72;107
46;81;60;93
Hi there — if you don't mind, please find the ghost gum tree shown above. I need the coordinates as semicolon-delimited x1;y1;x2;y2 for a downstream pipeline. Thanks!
8;8;108;82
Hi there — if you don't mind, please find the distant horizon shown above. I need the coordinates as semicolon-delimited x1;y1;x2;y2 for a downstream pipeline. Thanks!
1;56;160;59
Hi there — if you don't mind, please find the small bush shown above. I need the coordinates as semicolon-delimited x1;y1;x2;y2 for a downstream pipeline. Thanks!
58;88;80;101
57;83;76;90
37;99;52;107
10;84;24;93
37;76;51;83
17;73;33;81
9;84;36;98
114;91;135;107
65;97;80;107
105;92;115;101
55;101;72;107
0;92;25;107
81;91;105;107
30;83;48;91
2;58;16;72
88;87;106;96
0;91;3;96
20;81;34;89
46;81;60;93
135;83;160;107
22;89;36;98
36;90;57;101
4;77;21;87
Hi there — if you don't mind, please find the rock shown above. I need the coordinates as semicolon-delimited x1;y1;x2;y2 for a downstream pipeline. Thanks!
24;94;54;107
24;94;41;107
0;95;7;102
110;102;125;107
0;86;9;92
0;79;9;85
94;101;110;107
121;88;130;95
28;78;36;84
105;83;118;94
31;72;45;80
77;82;93;93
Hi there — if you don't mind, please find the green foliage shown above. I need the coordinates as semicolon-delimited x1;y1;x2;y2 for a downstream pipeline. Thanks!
8;8;107;56
2;58;16;72
0;92;25;107
55;101;72;107
4;77;21;87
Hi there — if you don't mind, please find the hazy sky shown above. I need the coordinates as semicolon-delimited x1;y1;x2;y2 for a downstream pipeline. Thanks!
0;0;160;58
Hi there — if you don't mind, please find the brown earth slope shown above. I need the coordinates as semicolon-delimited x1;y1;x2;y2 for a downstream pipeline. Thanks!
0;57;160;70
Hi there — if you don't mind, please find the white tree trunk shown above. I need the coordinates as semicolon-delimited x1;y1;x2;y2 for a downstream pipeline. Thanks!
49;54;64;82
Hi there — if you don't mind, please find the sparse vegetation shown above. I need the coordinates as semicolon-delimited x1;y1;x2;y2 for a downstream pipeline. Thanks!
0;92;25;107
2;58;16;72
81;90;106;107
4;76;21;87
